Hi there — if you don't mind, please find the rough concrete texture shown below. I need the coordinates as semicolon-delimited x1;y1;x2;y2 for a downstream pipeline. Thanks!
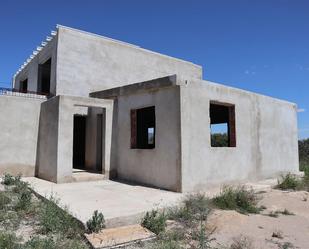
23;177;183;228
104;85;181;192
85;224;155;249
93;75;299;192
180;77;299;192
56;25;202;96
0;95;44;176
36;95;113;183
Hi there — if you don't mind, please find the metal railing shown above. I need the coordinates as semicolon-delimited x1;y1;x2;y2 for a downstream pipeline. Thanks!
0;87;49;99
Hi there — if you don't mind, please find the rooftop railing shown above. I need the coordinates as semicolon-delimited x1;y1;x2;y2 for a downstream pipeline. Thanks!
0;87;48;99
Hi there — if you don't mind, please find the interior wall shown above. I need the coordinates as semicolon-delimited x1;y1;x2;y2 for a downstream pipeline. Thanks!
85;107;104;172
180;79;299;192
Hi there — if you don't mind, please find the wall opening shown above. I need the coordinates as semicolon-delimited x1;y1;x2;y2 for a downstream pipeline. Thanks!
19;79;28;93
96;113;103;172
131;106;155;149
210;102;236;147
73;115;86;169
37;58;51;95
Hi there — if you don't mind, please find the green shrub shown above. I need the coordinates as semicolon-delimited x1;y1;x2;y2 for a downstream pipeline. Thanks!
167;193;210;225
0;192;11;210
0;210;20;229
23;236;56;249
212;186;259;214
2;173;21;186
141;210;167;235
229;235;254;249
15;190;32;211
0;231;20;249
191;223;214;249
13;180;30;194
38;196;84;238
23;236;89;249
86;210;105;233
276;173;302;190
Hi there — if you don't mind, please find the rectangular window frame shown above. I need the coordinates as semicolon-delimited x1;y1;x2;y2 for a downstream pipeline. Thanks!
210;101;236;148
131;106;156;149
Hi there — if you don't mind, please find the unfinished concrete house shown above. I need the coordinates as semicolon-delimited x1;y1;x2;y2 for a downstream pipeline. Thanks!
0;25;299;192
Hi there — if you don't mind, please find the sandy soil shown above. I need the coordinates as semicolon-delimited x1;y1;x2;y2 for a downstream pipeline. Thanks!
208;190;309;249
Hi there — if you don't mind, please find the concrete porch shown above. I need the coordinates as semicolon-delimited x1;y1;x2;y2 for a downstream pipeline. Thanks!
24;177;184;228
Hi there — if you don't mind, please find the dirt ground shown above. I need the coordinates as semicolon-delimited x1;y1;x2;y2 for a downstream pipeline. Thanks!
208;189;309;249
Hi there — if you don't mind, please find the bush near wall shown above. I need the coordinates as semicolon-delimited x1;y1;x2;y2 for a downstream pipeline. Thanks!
299;139;309;171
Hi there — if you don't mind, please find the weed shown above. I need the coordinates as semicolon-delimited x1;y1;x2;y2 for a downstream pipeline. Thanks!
212;186;260;214
0;210;20;229
276;173;302;190
2;173;21;186
141;210;167;235
0;231;20;249
272;230;283;239
279;242;294;249
229;235;254;249
167;193;211;226
267;211;279;218
86;210;105;233
0;192;11;209
191;222;214;249
259;205;267;210
151;239;182;249
23;235;89;249
38;195;84;238
278;209;294;216
15;190;32;211
13;180;30;194
23;236;56;249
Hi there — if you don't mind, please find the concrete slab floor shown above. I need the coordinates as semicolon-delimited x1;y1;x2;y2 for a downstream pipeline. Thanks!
23;177;281;228
23;177;184;227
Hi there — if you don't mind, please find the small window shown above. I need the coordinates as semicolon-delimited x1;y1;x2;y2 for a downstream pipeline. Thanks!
19;79;28;93
37;58;51;95
210;102;236;147
131;106;155;149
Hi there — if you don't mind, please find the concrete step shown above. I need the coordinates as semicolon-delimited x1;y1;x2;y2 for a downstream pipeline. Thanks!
72;170;106;183
85;224;155;249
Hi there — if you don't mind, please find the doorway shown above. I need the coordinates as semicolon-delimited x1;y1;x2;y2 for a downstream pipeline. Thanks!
73;115;86;169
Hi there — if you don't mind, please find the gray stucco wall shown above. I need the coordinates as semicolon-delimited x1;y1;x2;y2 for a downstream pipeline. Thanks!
36;95;113;183
56;26;202;97
0;95;43;176
106;87;182;191
13;35;58;95
36;96;59;182
180;79;299;192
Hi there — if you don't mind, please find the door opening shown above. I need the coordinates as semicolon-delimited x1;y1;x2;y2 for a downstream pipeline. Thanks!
96;114;103;172
73;115;86;169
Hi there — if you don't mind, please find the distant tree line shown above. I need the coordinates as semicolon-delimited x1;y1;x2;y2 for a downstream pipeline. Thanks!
299;138;309;171
211;133;228;147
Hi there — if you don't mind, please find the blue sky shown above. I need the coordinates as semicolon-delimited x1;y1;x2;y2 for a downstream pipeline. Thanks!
1;0;308;138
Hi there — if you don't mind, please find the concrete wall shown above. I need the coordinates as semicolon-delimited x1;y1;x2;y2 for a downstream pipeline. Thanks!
0;95;43;176
36;96;59;181
13;35;58;95
56;26;202;97
180;79;299;192
95;86;182;191
36;95;113;183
